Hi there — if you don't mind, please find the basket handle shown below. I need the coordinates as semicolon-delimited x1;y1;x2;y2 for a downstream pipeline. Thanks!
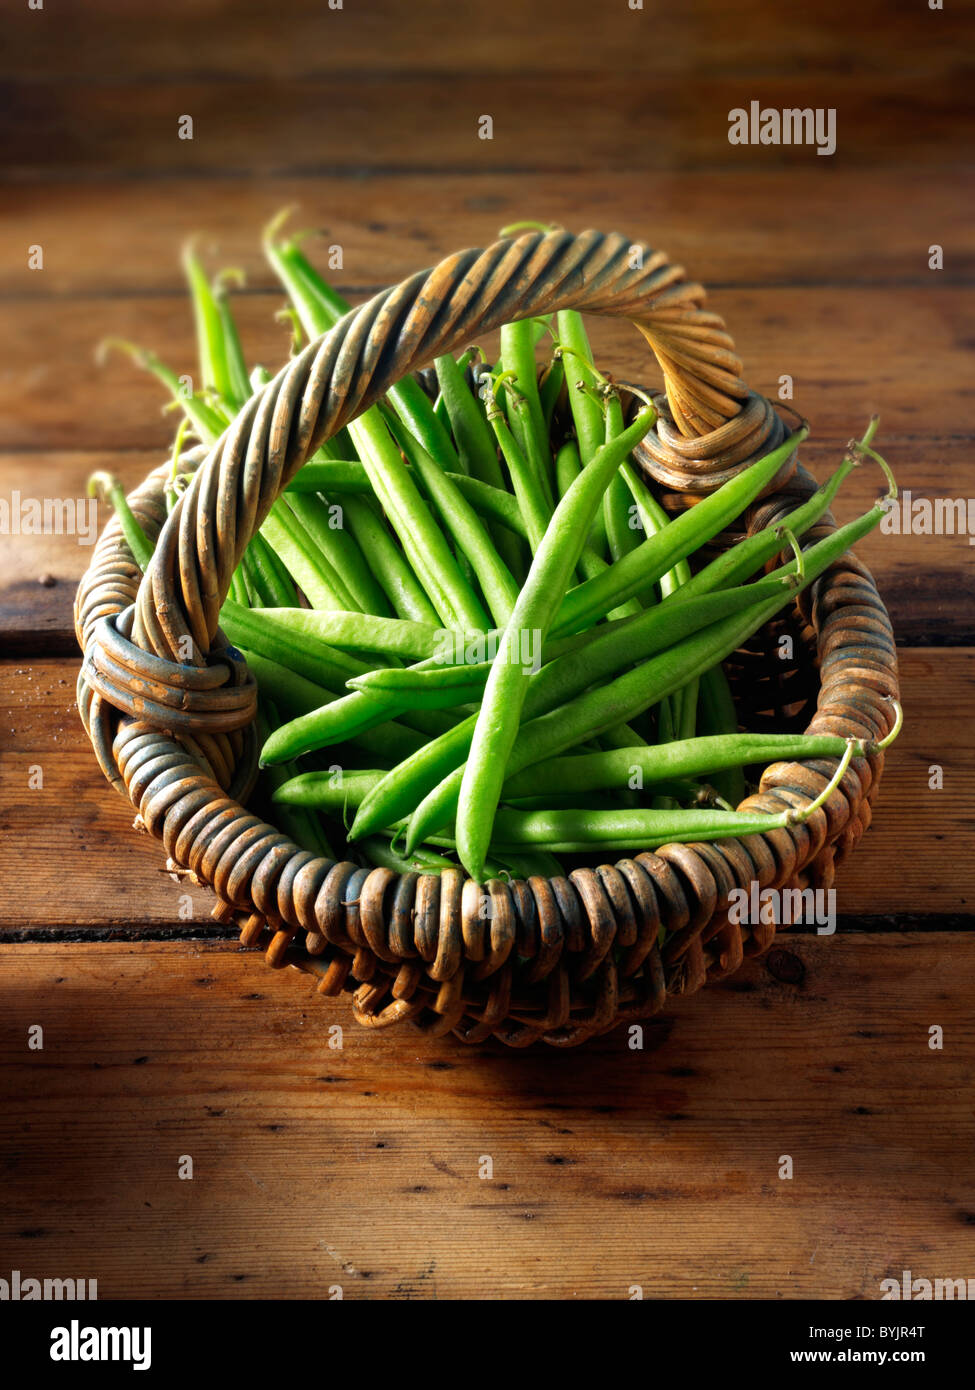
128;228;758;669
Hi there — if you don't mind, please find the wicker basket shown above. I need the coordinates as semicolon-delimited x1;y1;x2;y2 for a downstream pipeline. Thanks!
74;228;899;1047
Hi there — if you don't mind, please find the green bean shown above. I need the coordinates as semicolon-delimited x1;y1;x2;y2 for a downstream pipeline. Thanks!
678;418;881;601
403;502;886;852
350;714;478;841
433;352;526;579
433;351;500;476
370;572;750;719
182;241;236;406
382;411;519;626
86;472;155;571
220;599;370;688
281;492;391;616
385;370;466;477
499;320;555;507
349;666;486;710
504;790;623;811
239;647;339;716
265;235;489;631
445;473;530;540
349;411;490;630
468;743;858;851
348;620;596;703
656;694;676;744
617;457;684;745
263;535;301;607
601;390;642;566
497;506;887;787
338;495;440;624
240;647;423;764
285;460;373;494
567;434;676;615
212;270;252;409
571;548;643;619
267;225;351;323
350;571;786;843
501;728;885;801
237;564;258;607
538;356;564;432
239;547;273;607
402;574;794;851
549;423;809;638
456;406;656;879
603;470;641;565
431;349;470;440
677;675;700;742
259;653;464;766
618;461;686;597
272;768;383;811
227;567;248;607
357;836;457;874
256;704;335;858
231;606;451;663
598;722;649;751
556;311;605;465
483;375;552;551
286;454;530;555
259;504;354;611
696;663;746;807
245;531;297;608
555;441;614;580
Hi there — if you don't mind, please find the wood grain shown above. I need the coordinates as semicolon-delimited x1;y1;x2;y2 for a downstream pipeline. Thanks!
2;0;973;1306
3;286;970;455
6;0;967;82
7;74;970;179
1;652;971;929
4;170;972;299
0;936;971;1299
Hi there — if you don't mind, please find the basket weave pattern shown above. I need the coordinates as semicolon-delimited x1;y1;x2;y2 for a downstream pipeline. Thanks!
74;229;899;1046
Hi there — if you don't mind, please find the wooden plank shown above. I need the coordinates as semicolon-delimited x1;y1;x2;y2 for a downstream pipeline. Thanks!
3;170;972;298
7;0;966;81
0;652;971;928
2;441;973;651
3;287;971;454
0;659;216;927
3;74;969;178
0;935;971;1299
0;451;161;654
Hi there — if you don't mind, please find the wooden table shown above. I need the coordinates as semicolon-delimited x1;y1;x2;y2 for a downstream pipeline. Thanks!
2;1;973;1300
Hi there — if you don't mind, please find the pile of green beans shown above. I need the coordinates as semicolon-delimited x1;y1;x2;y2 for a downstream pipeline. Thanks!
95;217;902;896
